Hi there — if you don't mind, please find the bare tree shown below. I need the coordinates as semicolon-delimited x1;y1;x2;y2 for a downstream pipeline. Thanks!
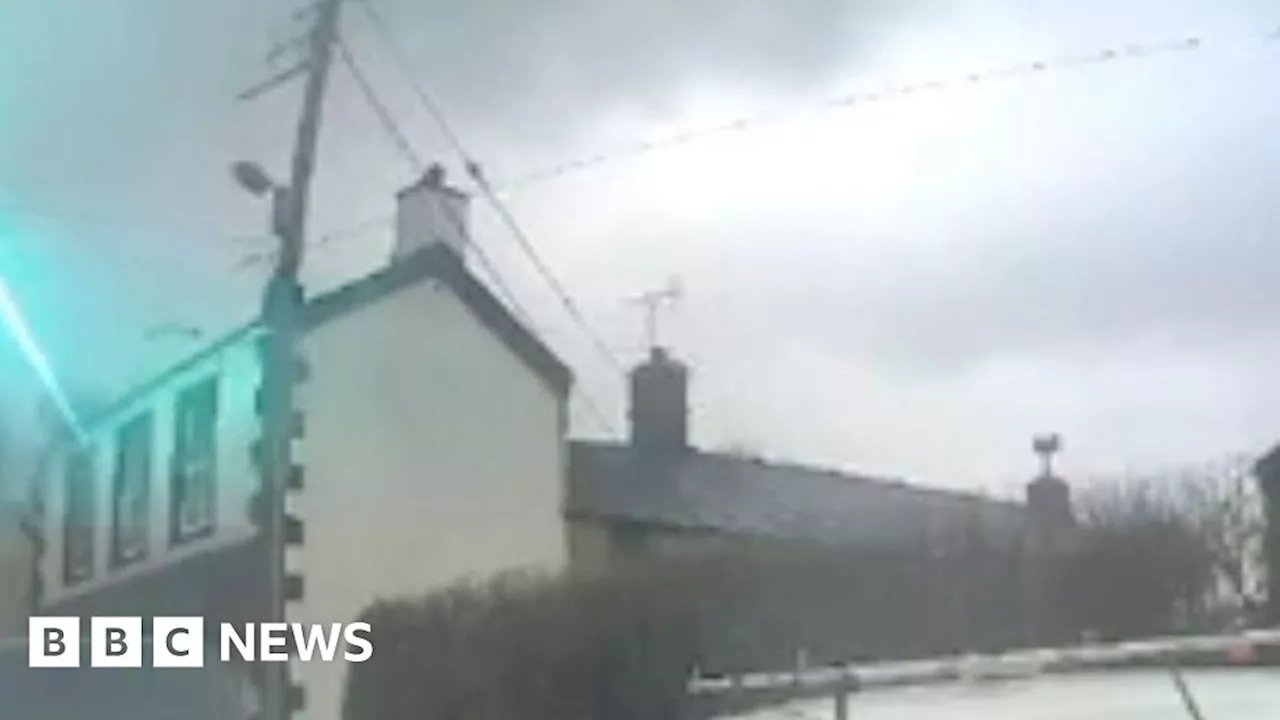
1171;455;1266;621
1067;476;1217;638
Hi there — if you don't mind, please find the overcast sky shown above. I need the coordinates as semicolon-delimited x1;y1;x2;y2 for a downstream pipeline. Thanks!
2;0;1279;497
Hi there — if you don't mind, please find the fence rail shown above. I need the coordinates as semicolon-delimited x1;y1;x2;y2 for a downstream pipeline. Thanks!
688;629;1280;718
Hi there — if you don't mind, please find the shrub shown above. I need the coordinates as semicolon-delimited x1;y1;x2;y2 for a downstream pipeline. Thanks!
342;540;1045;720
342;560;705;720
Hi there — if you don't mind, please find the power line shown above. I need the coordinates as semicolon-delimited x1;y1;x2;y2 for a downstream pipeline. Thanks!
357;0;629;381
347;9;1280;441
356;0;469;160
10;23;1278;239
337;37;422;169
492;26;1280;191
334;35;533;325
233;214;397;271
17;25;1276;243
468;166;628;380
335;33;619;435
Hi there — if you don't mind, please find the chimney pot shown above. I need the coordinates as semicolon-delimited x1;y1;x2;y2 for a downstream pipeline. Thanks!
393;162;469;262
424;163;445;188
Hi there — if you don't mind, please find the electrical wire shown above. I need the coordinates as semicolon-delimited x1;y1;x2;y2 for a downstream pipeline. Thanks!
488;27;1279;191
232;215;397;272
335;36;533;327
356;0;629;382
17;23;1280;239
356;0;470;166
335;33;619;436
345;9;1280;441
337;37;422;169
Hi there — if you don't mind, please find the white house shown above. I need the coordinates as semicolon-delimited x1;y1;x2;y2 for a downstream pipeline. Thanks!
21;166;1083;719
30;166;572;720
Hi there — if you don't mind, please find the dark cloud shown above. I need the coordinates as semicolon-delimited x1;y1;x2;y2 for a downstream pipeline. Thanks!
6;0;1280;489
361;0;910;147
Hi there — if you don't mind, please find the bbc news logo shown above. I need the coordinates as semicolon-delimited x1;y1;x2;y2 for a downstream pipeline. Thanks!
28;617;373;668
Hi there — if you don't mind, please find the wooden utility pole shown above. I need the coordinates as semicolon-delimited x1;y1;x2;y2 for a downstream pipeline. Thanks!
249;0;343;718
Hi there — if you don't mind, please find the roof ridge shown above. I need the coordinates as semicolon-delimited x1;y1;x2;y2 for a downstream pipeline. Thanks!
570;440;1021;508
77;243;571;437
78;322;262;433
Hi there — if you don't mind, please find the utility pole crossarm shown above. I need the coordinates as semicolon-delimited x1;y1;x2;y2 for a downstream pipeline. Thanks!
237;62;309;102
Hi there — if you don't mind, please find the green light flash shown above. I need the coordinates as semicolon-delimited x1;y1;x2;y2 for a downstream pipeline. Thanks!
0;273;85;442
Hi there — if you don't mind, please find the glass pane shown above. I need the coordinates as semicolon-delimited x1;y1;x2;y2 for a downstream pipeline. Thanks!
173;377;218;540
114;413;151;561
63;447;95;581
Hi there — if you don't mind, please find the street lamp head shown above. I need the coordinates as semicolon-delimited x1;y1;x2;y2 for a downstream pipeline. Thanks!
232;161;276;197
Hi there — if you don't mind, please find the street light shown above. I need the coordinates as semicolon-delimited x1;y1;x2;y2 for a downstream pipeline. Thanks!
232;161;277;197
232;161;291;244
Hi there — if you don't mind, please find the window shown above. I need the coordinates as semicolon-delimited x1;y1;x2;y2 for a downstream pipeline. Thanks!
62;447;96;584
112;412;152;566
171;377;219;543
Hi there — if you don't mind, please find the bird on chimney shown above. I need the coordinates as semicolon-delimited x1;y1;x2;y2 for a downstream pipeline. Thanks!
423;163;446;188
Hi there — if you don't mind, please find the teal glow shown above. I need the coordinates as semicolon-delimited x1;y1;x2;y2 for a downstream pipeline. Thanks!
0;273;85;442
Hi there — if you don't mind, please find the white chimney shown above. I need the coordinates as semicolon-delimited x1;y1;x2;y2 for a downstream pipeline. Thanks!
393;163;470;261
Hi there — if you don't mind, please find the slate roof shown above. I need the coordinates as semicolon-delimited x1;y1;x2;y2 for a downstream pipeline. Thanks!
567;441;1027;548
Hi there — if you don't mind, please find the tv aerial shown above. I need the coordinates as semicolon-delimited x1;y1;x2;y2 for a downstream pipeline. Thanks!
1033;433;1062;478
628;277;683;352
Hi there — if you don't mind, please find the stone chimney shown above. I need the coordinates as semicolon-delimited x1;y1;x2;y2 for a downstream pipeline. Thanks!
393;163;470;262
1026;434;1076;554
1025;434;1077;644
1027;475;1074;547
628;347;689;457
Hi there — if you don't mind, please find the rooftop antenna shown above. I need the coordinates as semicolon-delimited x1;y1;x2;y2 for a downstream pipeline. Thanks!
628;277;682;353
1033;433;1062;479
144;323;204;342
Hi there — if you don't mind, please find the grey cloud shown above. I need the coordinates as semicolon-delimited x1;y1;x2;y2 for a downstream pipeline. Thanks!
7;0;1280;489
675;68;1280;379
861;228;1274;376
365;0;911;148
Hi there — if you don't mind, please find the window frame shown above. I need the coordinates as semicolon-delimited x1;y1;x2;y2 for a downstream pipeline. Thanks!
170;376;219;545
62;446;96;585
111;411;153;568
